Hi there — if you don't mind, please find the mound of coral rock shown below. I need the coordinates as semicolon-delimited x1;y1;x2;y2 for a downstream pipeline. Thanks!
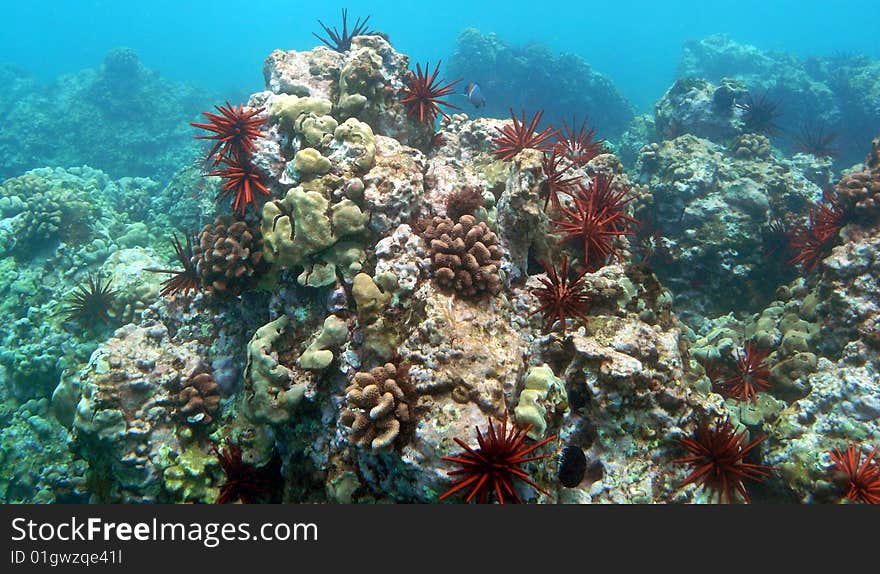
52;31;880;507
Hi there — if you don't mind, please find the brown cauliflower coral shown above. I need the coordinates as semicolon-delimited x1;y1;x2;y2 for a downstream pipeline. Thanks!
193;216;268;296
836;136;880;222
340;363;414;450
422;214;503;298
178;370;221;426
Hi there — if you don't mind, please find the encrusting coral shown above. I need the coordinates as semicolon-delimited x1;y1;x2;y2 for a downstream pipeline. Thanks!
261;186;368;286
240;316;307;426
422;214;504;298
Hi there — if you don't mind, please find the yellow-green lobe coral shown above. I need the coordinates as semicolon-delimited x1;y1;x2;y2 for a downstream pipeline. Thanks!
270;94;333;134
352;272;399;359
160;443;219;503
337;47;382;116
300;114;338;146
352;273;391;321
263;187;332;266
326;470;361;503
241;316;306;425
299;315;349;370
261;186;368;285
294;148;332;175
514;364;568;440
333;118;376;172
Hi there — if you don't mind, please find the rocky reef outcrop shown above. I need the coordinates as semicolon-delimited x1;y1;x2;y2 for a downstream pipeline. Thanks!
0;49;216;181
5;28;879;507
678;35;880;165
635;133;827;318
448;28;635;140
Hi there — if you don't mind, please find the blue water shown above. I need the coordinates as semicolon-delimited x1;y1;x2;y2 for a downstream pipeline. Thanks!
3;0;879;111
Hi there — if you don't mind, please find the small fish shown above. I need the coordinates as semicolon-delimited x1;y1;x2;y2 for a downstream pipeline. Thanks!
464;82;486;109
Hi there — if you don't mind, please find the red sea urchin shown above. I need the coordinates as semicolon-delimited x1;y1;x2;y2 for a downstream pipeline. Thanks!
439;416;557;504
551;174;638;270
400;61;461;126
191;101;267;164
716;341;772;404
144;234;201;297
788;188;846;274
208;155;271;215
540;148;578;210
829;442;880;504
674;417;774;504
214;444;283;504
555;118;604;166
492;109;557;162
530;257;590;334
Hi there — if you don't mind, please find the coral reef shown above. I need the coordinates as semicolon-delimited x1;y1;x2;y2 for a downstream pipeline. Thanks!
0;167;166;401
679;35;880;165
635;134;823;316
6;23;880;509
654;77;746;141
0;398;88;503
0;50;215;181
71;320;221;502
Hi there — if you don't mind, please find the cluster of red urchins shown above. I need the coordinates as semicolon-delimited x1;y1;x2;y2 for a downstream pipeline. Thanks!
489;110;637;334
191;102;269;215
786;187;846;274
